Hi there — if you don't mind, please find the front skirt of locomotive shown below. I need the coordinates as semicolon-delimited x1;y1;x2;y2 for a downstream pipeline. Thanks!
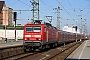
23;40;42;51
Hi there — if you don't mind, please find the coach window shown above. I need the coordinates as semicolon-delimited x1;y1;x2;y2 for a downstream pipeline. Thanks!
60;33;61;38
44;27;46;32
26;26;33;32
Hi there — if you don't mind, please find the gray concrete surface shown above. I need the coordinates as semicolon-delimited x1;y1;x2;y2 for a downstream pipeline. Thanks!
66;40;90;60
0;39;23;48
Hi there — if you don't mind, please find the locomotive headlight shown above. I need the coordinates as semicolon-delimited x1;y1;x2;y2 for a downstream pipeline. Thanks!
25;38;27;40
36;38;41;40
39;39;41;40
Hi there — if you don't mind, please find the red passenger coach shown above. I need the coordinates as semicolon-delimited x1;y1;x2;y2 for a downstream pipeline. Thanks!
23;23;58;51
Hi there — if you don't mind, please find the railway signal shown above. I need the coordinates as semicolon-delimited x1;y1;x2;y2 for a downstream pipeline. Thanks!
13;12;17;41
13;12;17;21
75;26;77;31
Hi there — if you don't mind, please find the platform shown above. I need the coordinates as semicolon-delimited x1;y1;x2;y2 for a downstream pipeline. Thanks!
66;40;90;60
0;40;23;49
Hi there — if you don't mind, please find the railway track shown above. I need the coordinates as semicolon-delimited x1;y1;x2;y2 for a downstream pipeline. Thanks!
5;52;36;60
4;40;84;60
46;41;83;60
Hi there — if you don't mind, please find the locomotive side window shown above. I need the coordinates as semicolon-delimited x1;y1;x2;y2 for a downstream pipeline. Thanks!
26;27;33;32
33;26;41;32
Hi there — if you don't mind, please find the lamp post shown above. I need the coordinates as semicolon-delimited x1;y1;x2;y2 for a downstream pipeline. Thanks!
75;26;77;42
4;9;7;43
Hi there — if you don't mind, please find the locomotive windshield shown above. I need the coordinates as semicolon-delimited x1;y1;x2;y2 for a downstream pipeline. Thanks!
34;26;41;32
26;26;41;32
26;27;33;32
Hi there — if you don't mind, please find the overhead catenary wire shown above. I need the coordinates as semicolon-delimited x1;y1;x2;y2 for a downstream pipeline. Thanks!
8;0;19;7
39;0;55;16
67;0;73;9
67;0;77;12
39;0;57;23
82;3;90;18
55;0;75;21
83;3;90;10
7;0;32;8
40;0;53;12
18;0;32;7
5;0;32;14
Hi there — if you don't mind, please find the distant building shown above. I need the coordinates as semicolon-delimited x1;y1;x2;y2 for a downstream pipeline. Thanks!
62;26;80;34
0;1;13;26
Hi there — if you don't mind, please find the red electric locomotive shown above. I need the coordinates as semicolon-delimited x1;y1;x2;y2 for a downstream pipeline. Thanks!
23;22;58;51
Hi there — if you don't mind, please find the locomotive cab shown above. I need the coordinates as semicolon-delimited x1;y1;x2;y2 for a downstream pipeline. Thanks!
23;23;44;51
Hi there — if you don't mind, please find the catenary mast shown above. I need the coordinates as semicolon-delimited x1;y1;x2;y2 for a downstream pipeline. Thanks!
31;0;39;24
56;0;60;30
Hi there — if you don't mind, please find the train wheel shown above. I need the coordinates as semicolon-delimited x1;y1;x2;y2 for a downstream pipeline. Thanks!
52;44;55;48
46;45;48;49
55;43;58;47
24;49;26;52
43;46;46;50
64;43;65;47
